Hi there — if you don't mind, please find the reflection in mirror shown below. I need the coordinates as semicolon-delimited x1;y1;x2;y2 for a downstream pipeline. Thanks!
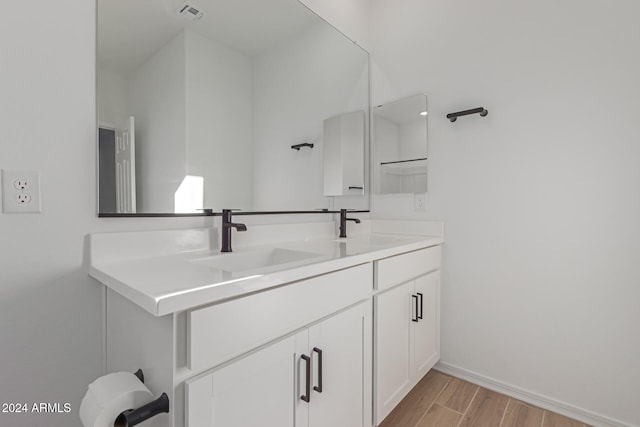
97;0;369;215
373;94;427;195
323;110;365;197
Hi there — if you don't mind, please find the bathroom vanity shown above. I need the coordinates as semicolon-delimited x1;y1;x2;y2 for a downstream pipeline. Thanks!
89;220;443;427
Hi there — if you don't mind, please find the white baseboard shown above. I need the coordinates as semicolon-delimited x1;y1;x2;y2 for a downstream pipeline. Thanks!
435;361;634;427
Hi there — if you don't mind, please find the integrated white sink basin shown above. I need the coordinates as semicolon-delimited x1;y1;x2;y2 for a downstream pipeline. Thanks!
334;234;411;246
191;248;324;274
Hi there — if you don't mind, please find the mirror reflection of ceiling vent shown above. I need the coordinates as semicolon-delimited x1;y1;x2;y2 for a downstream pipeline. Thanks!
179;4;204;20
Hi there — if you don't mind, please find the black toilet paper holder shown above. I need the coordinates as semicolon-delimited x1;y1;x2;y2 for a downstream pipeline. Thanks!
114;369;170;427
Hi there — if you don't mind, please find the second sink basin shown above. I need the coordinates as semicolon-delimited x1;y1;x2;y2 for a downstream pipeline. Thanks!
191;248;324;274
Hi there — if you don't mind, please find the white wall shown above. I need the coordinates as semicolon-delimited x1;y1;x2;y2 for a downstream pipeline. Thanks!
10;0;637;426
101;29;254;213
128;33;187;213
0;1;366;425
96;67;127;129
0;2;217;426
300;0;371;51
0;1;98;426
399;119;426;161
252;22;369;211
370;0;640;425
184;30;253;211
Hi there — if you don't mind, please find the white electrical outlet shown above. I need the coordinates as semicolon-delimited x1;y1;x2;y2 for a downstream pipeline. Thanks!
2;169;41;213
14;179;31;190
414;193;426;212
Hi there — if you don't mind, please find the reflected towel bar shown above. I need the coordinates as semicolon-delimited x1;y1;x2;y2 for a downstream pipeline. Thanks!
291;142;314;150
380;157;427;166
446;107;488;122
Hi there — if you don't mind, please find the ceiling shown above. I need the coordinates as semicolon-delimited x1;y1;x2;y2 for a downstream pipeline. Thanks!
98;0;321;74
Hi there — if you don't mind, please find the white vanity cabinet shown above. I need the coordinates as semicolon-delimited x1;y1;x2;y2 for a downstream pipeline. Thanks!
186;301;370;427
104;262;372;427
92;226;444;427
297;301;369;427
373;247;441;425
186;334;298;427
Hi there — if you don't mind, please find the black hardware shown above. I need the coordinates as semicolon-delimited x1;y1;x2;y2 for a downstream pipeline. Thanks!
196;208;214;215
412;294;419;322
133;369;144;383
232;210;367;216
291;142;314;151
348;186;364;190
221;209;247;253
114;393;170;427
417;292;424;320
446;107;488;122
380;157;428;166
301;354;311;403
313;347;323;393
338;209;361;238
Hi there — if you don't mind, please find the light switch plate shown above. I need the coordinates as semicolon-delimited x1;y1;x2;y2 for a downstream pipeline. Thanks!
2;169;42;213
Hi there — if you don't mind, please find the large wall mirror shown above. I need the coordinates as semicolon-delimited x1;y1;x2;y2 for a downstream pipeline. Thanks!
97;0;369;215
373;94;428;195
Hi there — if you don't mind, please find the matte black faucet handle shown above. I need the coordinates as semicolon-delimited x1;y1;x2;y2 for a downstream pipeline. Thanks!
221;209;247;252
339;209;360;238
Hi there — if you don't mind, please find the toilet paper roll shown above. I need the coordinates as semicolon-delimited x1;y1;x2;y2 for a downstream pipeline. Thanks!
79;371;154;427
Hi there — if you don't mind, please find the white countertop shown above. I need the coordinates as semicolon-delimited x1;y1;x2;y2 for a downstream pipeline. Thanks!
89;222;444;316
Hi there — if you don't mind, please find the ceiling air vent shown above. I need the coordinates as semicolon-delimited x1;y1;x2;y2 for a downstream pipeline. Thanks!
178;4;204;20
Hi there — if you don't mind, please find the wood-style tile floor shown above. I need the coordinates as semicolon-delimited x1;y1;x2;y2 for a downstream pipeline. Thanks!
379;370;591;427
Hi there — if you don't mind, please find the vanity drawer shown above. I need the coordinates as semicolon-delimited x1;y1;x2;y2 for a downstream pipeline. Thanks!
375;246;441;291
187;263;371;372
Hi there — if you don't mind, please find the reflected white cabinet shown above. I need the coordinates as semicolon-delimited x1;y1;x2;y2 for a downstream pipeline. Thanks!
323;110;365;196
186;302;370;427
374;248;441;425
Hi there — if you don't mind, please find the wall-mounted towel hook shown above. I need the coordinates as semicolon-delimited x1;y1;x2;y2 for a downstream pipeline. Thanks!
446;107;488;122
291;142;314;151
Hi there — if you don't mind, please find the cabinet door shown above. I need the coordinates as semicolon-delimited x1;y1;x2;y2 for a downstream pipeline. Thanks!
307;303;368;427
374;281;413;424
186;334;298;427
412;271;440;378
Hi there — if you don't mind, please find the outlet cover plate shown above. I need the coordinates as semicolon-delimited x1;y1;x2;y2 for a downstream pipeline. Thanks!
2;169;41;213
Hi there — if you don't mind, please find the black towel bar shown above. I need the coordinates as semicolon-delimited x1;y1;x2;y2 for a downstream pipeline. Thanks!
446;107;488;122
291;142;314;150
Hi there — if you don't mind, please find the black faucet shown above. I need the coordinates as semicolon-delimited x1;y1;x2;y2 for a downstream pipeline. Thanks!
221;209;247;252
339;209;361;238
